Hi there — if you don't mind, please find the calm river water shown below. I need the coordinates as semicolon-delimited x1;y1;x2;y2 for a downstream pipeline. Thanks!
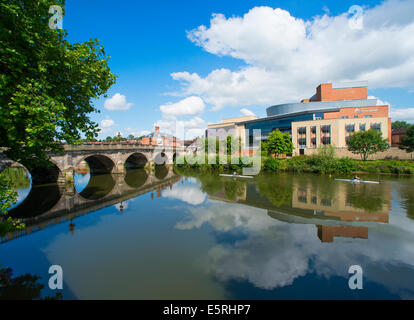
1;166;414;299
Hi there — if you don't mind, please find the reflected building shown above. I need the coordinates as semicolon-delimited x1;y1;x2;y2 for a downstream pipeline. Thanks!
202;175;391;243
317;225;368;243
291;181;391;223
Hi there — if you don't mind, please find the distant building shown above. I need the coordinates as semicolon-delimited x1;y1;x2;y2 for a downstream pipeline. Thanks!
392;128;407;147
141;126;182;147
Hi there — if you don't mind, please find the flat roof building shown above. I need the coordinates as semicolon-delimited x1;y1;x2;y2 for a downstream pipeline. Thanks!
207;82;391;155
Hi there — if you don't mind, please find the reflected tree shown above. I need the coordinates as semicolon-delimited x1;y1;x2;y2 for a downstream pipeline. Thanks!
0;267;62;300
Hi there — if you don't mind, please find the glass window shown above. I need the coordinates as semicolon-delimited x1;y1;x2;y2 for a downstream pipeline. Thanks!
371;123;381;132
311;126;317;134
364;115;372;118
345;124;355;133
341;116;349;119
321;136;331;145
321;125;331;134
360;123;366;131
298;127;307;135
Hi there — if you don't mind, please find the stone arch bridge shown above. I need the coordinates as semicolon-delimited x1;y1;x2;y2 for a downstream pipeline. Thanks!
1;144;184;185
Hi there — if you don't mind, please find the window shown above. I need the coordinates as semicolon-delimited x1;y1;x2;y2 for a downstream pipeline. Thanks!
341;116;349;119
321;136;331;145
354;115;359;118
321;198;332;207
297;127;307;148
298;127;306;135
345;124;355;133
360;123;366;131
311;137;317;148
298;138;307;147
321;125;331;145
364;115;372;118
371;123;381;132
311;126;317;134
321;125;331;134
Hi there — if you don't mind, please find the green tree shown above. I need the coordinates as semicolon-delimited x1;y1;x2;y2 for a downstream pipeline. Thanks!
399;125;414;153
262;130;294;157
346;129;389;161
0;0;116;170
203;137;220;154
127;134;135;140
392;121;411;129
226;135;241;155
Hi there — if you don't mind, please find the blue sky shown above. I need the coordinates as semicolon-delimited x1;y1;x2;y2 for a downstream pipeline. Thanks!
63;0;414;139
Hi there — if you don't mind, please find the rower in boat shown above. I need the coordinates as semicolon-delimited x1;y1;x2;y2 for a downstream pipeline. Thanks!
352;175;361;183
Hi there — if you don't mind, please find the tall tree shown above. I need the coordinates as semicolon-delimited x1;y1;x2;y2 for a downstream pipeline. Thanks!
262;130;294;157
399;125;414;153
392;121;411;129
0;0;116;169
346;129;389;161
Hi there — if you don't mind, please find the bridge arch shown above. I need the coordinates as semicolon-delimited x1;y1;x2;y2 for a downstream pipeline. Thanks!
5;161;64;219
125;152;148;170
79;154;116;175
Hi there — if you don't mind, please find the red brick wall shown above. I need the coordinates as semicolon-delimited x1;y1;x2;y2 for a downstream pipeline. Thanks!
316;83;368;102
324;105;389;119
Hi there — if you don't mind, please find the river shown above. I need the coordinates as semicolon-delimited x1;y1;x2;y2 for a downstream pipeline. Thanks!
1;166;414;299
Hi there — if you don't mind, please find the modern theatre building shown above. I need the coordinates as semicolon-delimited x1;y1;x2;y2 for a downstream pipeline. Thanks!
207;82;391;156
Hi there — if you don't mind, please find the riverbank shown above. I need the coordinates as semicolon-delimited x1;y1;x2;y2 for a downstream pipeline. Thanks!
175;155;414;175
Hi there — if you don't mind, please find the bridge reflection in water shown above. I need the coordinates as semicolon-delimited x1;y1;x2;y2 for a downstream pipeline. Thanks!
3;166;181;243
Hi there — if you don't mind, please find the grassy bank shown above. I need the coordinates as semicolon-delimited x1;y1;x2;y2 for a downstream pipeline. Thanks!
175;154;414;175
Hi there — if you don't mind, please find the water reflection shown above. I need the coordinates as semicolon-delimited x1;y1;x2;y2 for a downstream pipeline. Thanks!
171;170;414;298
2;166;414;299
124;169;148;189
78;174;116;200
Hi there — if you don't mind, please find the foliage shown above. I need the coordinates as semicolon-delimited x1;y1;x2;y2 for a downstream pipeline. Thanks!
0;0;116;169
0;175;17;216
262;130;294;157
0;173;25;237
346;129;389;161
0;266;62;300
399;125;414;153
226;135;241;155
392;121;411;129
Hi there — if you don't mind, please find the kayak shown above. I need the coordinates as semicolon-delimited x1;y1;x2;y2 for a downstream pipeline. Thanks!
334;178;379;184
220;174;254;179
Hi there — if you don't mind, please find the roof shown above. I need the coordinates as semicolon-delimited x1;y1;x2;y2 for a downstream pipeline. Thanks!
392;128;408;135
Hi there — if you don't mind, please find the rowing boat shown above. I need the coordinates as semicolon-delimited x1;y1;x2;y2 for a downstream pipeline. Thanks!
334;178;379;184
220;174;254;179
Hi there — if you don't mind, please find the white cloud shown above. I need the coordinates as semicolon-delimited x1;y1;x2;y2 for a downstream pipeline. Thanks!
100;118;115;128
368;96;390;106
171;1;414;110
390;108;414;122
154;116;206;139
240;108;256;117
124;128;151;137
163;186;207;205
104;93;133;111
160;96;205;119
